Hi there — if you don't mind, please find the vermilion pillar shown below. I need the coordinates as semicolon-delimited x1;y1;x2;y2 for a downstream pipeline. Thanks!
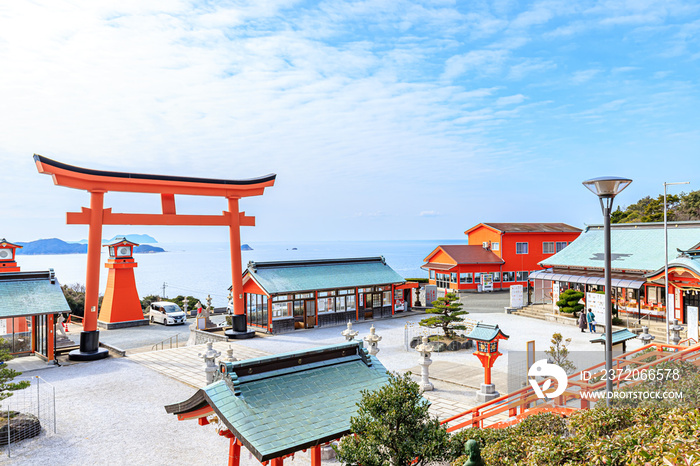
84;191;105;332
228;197;244;316
228;438;241;466
310;446;321;466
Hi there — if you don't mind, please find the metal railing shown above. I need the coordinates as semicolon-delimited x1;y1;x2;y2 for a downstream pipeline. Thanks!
2;375;56;458
151;333;185;351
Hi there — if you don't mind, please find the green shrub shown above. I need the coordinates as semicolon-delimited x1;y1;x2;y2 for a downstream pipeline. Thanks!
556;289;584;315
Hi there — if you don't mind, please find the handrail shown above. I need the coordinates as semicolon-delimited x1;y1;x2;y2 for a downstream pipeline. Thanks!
679;337;698;346
151;333;185;351
440;341;700;432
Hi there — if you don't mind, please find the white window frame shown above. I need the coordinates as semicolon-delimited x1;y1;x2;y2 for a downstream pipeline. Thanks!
543;242;555;254
516;242;528;254
491;242;499;251
556;241;568;252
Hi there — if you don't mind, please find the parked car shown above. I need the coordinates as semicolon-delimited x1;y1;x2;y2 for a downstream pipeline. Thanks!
149;301;187;325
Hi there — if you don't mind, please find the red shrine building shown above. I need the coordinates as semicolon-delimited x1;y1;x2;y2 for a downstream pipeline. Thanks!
422;223;582;293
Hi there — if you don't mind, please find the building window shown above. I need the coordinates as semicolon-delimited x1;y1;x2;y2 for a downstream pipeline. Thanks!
474;273;481;284
503;272;515;282
436;273;450;288
516;271;529;282
492;242;499;251
430;270;435;280
346;295;356;312
450;272;457;283
543;242;555;254
246;293;268;327
295;292;314;299
459;273;468;284
272;301;292;318
318;297;335;313
383;291;391;306
493;272;501;282
516;243;528;254
373;294;382;308
556;241;568;252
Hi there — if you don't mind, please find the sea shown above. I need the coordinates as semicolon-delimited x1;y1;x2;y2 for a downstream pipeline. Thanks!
16;239;463;307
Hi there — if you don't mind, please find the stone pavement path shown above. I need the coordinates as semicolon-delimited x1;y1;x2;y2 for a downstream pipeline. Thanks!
128;341;270;388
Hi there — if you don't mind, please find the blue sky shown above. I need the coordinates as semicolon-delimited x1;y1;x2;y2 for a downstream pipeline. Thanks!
1;1;699;244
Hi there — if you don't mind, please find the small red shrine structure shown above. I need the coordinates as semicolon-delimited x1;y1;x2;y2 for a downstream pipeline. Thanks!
98;237;147;329
466;322;509;402
34;155;275;360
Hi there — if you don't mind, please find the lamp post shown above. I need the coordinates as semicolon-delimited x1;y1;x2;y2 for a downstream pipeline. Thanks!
664;181;689;343
583;176;632;406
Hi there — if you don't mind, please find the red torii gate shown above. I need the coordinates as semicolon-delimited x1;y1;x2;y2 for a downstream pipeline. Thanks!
34;155;275;360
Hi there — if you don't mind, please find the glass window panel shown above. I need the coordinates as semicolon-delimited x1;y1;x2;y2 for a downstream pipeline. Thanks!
492;242;500;251
347;295;356;311
503;272;515;282
543;242;555;254
336;296;346;312
556;242;568;252
493;272;501;282
450;272;457;282
383;291;391;306
516;242;529;254
373;294;382;308
475;273;481;284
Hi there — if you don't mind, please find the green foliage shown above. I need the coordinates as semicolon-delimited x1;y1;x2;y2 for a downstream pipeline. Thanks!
544;333;576;375
612;190;700;224
555;289;584;315
335;372;449;466
0;338;31;403
419;293;468;339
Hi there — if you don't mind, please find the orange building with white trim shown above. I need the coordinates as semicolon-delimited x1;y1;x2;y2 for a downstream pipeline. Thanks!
422;223;582;292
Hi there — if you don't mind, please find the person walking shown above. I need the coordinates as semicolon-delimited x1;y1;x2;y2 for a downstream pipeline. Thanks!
587;308;596;333
578;311;587;332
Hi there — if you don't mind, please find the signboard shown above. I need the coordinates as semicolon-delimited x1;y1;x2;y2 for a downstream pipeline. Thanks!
586;292;606;324
425;285;437;305
552;282;560;311
688;306;699;343
482;274;493;292
197;317;206;330
510;285;524;309
675;288;682;319
667;294;675;323
526;340;536;372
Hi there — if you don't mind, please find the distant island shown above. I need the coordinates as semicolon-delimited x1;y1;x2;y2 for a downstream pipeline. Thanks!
241;244;253;251
16;238;165;255
71;234;158;244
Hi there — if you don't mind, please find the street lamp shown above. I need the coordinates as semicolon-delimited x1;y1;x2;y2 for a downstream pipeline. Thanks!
664;181;689;343
583;176;632;406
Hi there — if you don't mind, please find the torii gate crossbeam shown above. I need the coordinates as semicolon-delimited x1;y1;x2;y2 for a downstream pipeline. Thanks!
34;155;275;360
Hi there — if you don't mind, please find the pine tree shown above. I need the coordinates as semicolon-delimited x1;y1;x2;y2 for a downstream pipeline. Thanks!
0;339;30;402
334;372;449;466
419;292;467;340
556;289;584;316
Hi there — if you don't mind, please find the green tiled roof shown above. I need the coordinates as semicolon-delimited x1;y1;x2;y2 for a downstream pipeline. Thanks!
0;271;70;317
166;341;391;462
466;323;509;342
245;257;405;294
590;329;638;345
541;222;700;272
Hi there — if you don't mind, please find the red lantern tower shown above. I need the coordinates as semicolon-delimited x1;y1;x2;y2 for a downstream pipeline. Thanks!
0;239;22;273
98;237;146;330
467;322;509;402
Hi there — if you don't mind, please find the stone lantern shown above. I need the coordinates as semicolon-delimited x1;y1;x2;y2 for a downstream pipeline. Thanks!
199;342;221;384
341;321;359;341
637;326;655;345
364;325;382;356
415;336;434;392
669;319;684;346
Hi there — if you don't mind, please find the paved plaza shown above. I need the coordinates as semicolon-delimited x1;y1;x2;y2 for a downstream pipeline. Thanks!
2;292;649;464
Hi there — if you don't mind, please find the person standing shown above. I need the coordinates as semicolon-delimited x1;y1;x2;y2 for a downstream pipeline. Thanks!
578;311;587;332
587;308;596;333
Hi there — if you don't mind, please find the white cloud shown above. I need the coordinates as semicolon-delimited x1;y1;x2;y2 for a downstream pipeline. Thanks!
419;211;439;217
495;94;527;106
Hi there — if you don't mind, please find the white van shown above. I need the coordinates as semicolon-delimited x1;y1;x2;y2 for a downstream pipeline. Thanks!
149;301;187;325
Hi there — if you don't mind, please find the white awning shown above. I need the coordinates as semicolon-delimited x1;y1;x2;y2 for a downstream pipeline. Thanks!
529;270;645;290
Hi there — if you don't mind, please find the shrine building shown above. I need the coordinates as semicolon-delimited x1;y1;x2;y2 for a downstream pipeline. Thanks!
529;221;700;325
165;341;390;466
238;257;418;334
0;238;71;362
422;223;581;293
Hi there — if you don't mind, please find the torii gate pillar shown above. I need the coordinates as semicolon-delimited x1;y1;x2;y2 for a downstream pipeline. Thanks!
34;155;275;360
